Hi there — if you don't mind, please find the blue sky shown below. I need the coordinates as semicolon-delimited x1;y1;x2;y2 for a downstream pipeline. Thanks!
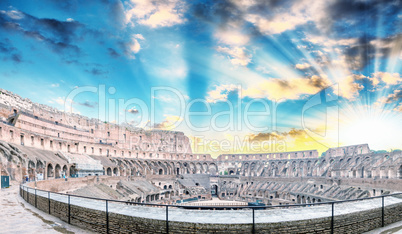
0;0;401;156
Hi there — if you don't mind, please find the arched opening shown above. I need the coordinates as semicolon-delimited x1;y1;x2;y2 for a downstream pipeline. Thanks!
47;164;54;178
229;170;234;175
211;184;218;196
168;185;172;189
36;161;45;180
398;165;402;179
55;164;61;178
113;167;119;176
107;167;112;176
361;166;364;178
28;161;35;181
176;168;180;175
159;169;163;175
70;165;77;177
62;165;68;178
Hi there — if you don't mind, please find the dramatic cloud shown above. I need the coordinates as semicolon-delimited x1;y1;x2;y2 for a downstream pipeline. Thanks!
206;75;332;102
385;89;402;104
242;75;331;100
0;39;23;63
0;9;83;57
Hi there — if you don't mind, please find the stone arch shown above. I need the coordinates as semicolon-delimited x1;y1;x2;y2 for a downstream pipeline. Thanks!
158;168;163;175
28;160;36;180
36;160;45;176
107;167;112;176
55;164;62;178
175;162;183;175
211;184;218;196
70;165;77;177
131;167;136;176
196;163;202;174
62;165;68;177
202;163;208;174
189;162;196;174
113;167;119;176
243;162;249;176
47;163;54;178
208;163;218;175
399;165;402;179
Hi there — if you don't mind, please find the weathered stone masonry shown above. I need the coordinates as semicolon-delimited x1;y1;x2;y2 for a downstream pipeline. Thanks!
21;184;402;234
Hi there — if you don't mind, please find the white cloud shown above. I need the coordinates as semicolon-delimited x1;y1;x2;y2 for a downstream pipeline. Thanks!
125;0;186;28
242;0;328;35
371;72;401;86
216;46;251;66
134;34;145;40
336;74;365;100
5;10;24;20
295;63;311;70
304;35;357;47
215;29;250;46
206;84;238;103
213;29;252;66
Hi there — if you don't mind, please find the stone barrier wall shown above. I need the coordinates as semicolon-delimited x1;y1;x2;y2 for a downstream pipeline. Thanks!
20;184;402;234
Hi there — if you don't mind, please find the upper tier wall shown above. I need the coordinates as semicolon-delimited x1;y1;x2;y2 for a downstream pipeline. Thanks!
216;150;319;161
0;88;192;154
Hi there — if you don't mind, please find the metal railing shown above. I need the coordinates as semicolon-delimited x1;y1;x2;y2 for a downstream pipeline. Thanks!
20;185;402;234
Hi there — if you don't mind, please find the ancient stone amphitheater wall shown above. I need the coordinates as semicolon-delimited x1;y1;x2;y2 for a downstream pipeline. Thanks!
20;181;402;234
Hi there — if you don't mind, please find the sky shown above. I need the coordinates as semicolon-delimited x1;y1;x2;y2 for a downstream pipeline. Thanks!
0;0;401;157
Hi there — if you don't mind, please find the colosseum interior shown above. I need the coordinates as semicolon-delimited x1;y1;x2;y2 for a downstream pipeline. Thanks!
1;88;402;233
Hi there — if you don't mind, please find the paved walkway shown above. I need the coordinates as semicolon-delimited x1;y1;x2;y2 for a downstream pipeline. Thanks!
0;183;90;234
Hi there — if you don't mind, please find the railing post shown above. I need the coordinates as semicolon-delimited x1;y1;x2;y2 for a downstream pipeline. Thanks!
382;196;385;227
166;206;169;234
35;189;37;208
331;202;334;234
106;200;109;234
27;187;29;204
48;191;51;214
68;195;71;224
252;208;255;234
